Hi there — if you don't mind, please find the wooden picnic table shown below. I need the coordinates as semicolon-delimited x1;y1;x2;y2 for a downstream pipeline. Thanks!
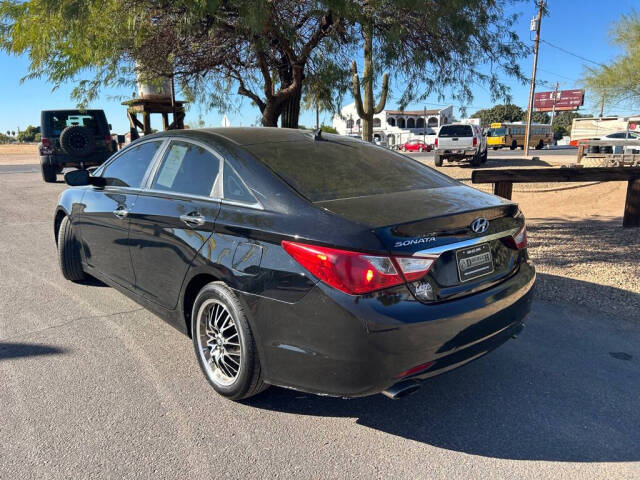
472;167;640;227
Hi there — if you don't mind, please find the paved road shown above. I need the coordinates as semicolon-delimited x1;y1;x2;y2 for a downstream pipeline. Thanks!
1;172;638;479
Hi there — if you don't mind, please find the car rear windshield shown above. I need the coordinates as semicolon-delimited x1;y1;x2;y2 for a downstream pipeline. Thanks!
43;111;107;137
245;138;456;202
438;125;473;137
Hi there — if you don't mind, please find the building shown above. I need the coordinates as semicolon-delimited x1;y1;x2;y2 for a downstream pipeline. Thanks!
332;103;453;146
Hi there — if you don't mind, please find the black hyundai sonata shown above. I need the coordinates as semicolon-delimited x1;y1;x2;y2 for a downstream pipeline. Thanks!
55;128;534;400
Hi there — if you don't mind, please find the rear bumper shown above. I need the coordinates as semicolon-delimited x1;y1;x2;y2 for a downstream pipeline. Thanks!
436;148;477;159
240;260;535;397
41;152;111;168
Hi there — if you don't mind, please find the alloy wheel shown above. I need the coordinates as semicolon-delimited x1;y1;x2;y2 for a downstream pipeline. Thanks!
196;299;242;386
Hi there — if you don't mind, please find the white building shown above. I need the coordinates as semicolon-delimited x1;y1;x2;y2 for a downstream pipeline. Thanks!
332;103;453;146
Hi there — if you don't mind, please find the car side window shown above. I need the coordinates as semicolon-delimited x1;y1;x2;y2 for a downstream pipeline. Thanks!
102;141;162;187
151;141;220;197
224;163;256;204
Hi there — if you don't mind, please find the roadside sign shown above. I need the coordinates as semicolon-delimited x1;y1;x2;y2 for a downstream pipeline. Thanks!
534;89;584;112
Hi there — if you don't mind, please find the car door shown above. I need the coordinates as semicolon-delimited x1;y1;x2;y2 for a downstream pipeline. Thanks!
77;139;164;287
127;140;221;309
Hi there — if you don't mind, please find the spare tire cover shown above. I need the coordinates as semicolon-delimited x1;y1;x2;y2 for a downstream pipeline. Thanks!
60;126;96;157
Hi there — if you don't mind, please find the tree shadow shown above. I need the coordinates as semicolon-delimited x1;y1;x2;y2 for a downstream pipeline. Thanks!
0;342;68;361
459;156;554;169
245;274;640;463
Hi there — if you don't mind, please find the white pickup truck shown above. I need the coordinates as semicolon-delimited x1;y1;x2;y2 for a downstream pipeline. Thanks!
434;124;487;167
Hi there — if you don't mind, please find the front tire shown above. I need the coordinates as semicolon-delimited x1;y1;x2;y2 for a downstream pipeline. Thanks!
434;154;443;167
192;282;267;400
57;216;85;281
510;140;517;150
480;148;488;163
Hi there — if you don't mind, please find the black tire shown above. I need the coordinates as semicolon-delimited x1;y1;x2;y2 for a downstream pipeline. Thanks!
41;160;57;183
57;216;86;282
192;282;267;400
60;125;95;157
470;152;481;167
492;146;499;150
535;140;544;150
480;148;488;163
434;154;443;167
510;140;517;150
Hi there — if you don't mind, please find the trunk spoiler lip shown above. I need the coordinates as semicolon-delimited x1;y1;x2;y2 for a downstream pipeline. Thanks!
411;227;520;257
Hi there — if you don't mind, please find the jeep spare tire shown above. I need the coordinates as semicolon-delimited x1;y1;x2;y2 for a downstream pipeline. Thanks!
60;126;95;157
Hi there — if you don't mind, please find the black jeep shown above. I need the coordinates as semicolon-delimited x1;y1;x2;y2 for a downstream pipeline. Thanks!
39;109;115;182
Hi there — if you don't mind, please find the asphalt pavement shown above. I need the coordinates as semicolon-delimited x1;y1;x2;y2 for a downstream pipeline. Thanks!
1;170;638;479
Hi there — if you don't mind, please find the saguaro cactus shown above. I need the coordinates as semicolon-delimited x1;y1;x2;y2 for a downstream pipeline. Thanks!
351;25;388;142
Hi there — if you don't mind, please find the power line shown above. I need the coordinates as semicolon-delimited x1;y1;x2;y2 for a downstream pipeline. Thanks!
540;40;605;67
537;68;579;83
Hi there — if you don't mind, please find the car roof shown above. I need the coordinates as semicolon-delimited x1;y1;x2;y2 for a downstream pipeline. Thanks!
149;127;365;147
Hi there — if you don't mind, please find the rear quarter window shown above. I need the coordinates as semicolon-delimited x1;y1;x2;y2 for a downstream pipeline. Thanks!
438;125;473;137
245;137;456;202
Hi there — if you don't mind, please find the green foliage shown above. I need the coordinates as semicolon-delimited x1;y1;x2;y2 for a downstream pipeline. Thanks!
320;125;338;134
530;111;550;124
584;12;640;108
0;133;12;144
17;125;40;142
471;104;525;127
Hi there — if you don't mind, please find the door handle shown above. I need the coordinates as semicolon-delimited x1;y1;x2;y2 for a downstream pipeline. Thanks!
180;212;205;227
113;207;128;219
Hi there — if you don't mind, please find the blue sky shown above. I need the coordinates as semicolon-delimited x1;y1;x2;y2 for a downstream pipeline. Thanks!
0;0;637;135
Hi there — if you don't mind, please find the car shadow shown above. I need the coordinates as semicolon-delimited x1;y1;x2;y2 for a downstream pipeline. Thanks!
0;342;68;361
245;274;639;463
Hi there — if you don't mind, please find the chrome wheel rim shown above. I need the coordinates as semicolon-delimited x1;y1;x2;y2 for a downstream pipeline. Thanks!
196;299;241;387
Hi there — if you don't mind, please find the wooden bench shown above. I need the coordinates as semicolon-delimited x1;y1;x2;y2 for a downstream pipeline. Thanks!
471;167;640;227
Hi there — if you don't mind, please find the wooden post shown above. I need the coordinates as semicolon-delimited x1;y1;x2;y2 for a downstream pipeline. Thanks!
494;181;513;200
577;143;585;164
161;112;169;131
623;178;640;227
142;112;151;135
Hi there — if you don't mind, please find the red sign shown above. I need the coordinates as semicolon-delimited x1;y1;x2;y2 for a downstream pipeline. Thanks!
534;89;584;112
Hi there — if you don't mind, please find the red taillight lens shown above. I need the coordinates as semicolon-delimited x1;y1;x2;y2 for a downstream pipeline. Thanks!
504;224;527;250
281;241;437;295
434;138;438;147
41;137;51;148
473;136;478;147
40;137;53;154
395;361;434;378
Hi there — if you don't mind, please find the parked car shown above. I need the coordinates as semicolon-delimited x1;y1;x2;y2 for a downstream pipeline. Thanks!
603;131;640;154
402;139;431;152
39;109;115;183
55;128;534;400
434;123;487;167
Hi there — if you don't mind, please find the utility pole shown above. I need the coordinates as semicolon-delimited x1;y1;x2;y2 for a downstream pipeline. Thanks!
550;82;559;127
524;0;544;157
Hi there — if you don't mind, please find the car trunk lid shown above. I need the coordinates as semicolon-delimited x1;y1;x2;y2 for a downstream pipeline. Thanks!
315;185;523;301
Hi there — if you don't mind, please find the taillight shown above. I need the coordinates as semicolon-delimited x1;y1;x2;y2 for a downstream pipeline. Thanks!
434;138;438;147
40;137;53;155
395;361;434;379
282;241;437;295
503;224;527;250
473;136;478;147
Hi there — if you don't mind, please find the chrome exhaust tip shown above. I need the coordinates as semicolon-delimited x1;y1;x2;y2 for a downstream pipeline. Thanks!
381;380;421;400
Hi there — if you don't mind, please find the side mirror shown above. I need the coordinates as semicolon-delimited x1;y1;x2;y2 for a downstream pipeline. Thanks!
64;169;106;187
108;123;113;131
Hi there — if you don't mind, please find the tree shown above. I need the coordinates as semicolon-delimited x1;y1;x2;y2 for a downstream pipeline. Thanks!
17;125;40;142
347;0;527;140
551;111;590;139
584;12;640;108
0;133;11;144
0;1;346;128
471;104;525;127
530;111;550;124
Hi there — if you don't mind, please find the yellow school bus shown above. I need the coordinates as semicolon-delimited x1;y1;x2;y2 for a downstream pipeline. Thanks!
486;122;553;150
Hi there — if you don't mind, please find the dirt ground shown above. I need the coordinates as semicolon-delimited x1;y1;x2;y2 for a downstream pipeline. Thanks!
0;144;38;165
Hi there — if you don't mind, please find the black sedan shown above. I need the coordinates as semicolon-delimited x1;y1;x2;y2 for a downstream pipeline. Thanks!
55;128;535;400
